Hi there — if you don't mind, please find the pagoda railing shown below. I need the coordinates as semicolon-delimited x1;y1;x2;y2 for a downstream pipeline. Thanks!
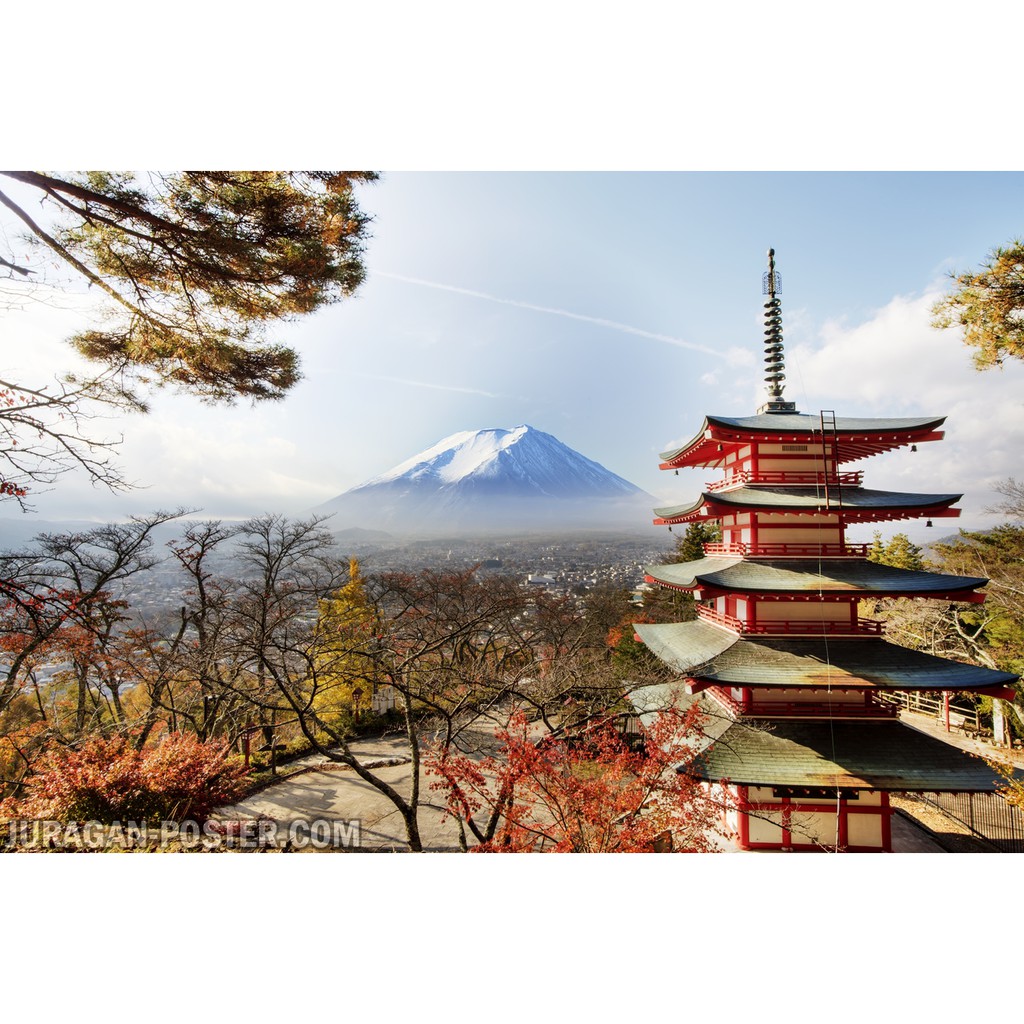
739;701;899;719
696;606;884;635
695;607;744;631
706;470;864;492
706;687;899;718
703;542;870;558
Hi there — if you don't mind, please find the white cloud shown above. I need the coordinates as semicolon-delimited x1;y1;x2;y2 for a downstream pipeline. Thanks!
783;288;1024;535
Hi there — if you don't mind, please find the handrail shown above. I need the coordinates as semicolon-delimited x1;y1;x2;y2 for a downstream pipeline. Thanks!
707;686;899;718
740;701;899;718
707;470;863;492
695;606;744;631
696;606;884;635
702;542;870;558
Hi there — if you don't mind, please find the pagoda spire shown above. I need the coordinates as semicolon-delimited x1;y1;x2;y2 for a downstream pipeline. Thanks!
757;248;797;414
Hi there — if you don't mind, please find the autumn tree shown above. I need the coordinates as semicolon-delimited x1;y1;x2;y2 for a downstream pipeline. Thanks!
0;511;190;801
0;171;377;501
932;239;1024;368
988;477;1024;523
217;514;349;772
425;706;728;852
219;539;646;852
1;731;247;825
312;557;378;733
296;566;537;852
130;520;255;747
0;510;188;719
0;375;136;508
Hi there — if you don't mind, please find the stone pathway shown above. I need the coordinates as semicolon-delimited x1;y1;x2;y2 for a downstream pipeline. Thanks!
220;733;483;851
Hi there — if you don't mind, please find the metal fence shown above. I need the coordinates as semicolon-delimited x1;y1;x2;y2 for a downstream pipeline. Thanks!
916;790;1024;852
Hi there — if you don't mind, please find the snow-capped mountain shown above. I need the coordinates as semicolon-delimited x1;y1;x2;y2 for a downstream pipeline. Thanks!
315;425;655;535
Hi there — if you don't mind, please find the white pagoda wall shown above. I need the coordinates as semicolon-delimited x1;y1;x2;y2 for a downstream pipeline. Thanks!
737;785;890;852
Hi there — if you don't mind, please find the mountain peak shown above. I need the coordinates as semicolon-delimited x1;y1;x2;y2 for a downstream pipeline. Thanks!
316;425;653;535
359;425;538;489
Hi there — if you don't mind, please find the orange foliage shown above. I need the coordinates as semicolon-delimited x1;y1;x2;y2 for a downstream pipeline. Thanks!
1;732;246;824
426;706;730;852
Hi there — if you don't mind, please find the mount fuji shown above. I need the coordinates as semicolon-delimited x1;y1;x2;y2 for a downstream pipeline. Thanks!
314;425;656;535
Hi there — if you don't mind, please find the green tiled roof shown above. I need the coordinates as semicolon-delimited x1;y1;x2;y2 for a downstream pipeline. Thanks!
634;621;738;673
690;719;1004;791
624;686;1009;791
705;413;946;435
654;487;961;520
645;557;987;595
633;623;1018;692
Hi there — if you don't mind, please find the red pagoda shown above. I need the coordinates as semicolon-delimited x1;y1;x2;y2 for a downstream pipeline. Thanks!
634;250;1017;852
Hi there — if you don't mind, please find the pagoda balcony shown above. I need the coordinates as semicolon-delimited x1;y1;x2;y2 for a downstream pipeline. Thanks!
702;541;871;558
696;606;885;636
706;687;900;719
695;606;745;631
706;470;864;492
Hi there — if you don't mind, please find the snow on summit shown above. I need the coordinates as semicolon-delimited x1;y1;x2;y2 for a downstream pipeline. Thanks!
354;425;641;497
316;425;653;535
362;426;531;487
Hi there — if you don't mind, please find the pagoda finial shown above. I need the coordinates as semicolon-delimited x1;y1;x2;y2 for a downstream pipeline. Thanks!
758;248;797;414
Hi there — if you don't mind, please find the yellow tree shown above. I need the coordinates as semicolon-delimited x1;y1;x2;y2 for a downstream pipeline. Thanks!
312;558;379;732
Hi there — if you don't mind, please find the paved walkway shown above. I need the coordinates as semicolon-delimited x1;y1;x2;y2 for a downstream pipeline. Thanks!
221;734;477;851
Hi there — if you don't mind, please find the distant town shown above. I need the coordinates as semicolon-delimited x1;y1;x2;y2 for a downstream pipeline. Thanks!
120;527;672;622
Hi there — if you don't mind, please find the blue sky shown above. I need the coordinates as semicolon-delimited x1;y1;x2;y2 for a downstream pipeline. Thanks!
5;171;1024;542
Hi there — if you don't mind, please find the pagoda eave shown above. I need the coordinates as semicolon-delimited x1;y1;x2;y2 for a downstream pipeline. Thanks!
653;489;962;525
680;585;986;605
643;564;988;603
682;718;1006;793
626;685;1011;794
654;507;961;527
633;623;1017;692
659;416;948;470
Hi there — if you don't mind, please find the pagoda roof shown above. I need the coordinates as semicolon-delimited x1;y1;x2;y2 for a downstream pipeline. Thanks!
625;685;1009;791
645;556;988;598
653;486;961;525
633;621;1018;693
693;718;1006;792
660;413;946;469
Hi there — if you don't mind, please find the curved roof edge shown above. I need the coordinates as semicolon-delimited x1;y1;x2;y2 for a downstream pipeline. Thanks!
653;487;962;524
633;623;1018;692
686;719;1006;792
644;557;989;595
660;414;947;468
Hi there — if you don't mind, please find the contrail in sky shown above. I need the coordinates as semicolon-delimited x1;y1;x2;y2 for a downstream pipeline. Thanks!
377;272;718;356
353;372;505;399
